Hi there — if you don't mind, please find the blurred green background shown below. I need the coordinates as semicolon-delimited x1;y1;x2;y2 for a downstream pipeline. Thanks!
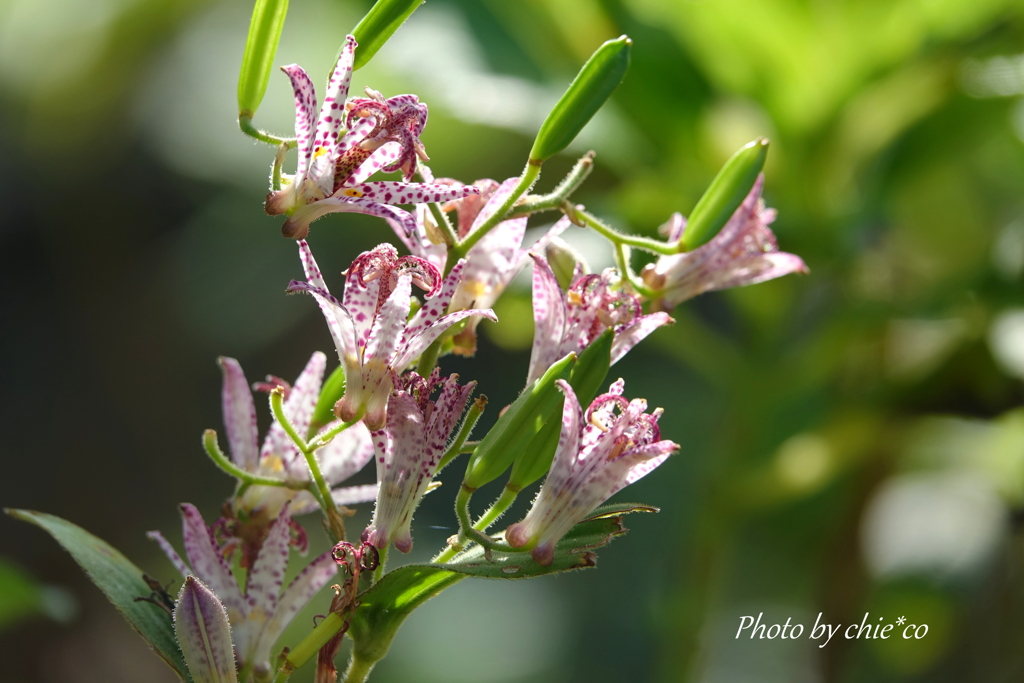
3;0;1024;681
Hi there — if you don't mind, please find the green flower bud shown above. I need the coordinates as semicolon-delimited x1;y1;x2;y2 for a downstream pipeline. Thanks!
237;0;289;118
307;365;345;438
506;329;612;491
682;138;769;251
351;0;424;71
545;237;589;290
462;353;575;491
529;35;632;165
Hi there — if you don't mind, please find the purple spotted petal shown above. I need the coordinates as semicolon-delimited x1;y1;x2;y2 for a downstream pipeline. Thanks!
261;352;325;466
315;419;375;486
342;140;404;186
609;313;674;365
146;530;191;578
244;509;291;616
343;181;480;207
405;259;465;340
178;504;246;621
308;35;357;190
280;64;317;179
174;577;239;683
217;357;259;472
295;242;360;373
527;254;567;386
392;308;497;371
249;552;337;667
616;440;679;492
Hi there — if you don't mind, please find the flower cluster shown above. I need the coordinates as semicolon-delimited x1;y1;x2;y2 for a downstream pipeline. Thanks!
33;22;813;683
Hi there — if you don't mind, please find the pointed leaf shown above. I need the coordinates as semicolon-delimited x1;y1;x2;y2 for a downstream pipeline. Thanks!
345;503;651;669
5;509;191;681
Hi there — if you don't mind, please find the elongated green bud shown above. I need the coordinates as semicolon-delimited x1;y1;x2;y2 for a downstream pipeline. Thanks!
237;0;289;118
351;0;424;70
507;330;612;490
462;353;575;491
529;35;632;164
682;138;769;250
307;365;345;438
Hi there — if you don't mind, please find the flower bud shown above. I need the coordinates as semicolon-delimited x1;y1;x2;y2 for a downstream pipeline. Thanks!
681;138;768;251
173;577;239;683
507;329;612;491
462;353;575;491
351;0;424;71
529;36;632;164
237;0;289;118
544;236;588;290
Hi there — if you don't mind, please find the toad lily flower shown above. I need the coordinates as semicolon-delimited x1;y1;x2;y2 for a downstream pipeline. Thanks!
215;352;376;534
527;255;673;385
506;379;678;566
363;371;476;553
640;175;808;310
287;241;496;431
150;504;338;676
263;34;480;240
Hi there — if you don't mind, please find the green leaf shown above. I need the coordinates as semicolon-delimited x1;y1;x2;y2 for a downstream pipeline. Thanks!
682;138;768;251
351;0;424;71
237;0;289;118
346;503;653;669
308;364;345;437
529;35;632;164
462;353;575;490
5;509;191;682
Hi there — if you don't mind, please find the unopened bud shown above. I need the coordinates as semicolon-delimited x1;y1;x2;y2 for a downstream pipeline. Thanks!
529;36;632;164
237;0;289;118
682;138;768;250
545;237;588;290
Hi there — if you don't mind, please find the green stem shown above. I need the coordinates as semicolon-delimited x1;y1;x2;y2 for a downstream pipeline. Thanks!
271;141;289;191
452;161;542;261
433;484;519;563
436;397;486;474
202;430;298;488
343;654;375;683
614;242;659;298
269;388;337;518
428;202;458;247
510;151;594;217
239;114;297;147
570;206;679;255
372;544;388;585
474;485;519;531
283;612;346;672
308;417;361;451
415;338;443;377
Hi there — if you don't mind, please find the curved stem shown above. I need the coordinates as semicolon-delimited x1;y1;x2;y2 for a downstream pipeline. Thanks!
269;388;342;519
614;242;659;298
239;114;297;147
428;202;458;247
436;397;486;474
569;206;679;255
202;430;298;488
511;151;594;217
452;161;542;262
308;417;361;451
474;485;519;531
415;338;443;377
